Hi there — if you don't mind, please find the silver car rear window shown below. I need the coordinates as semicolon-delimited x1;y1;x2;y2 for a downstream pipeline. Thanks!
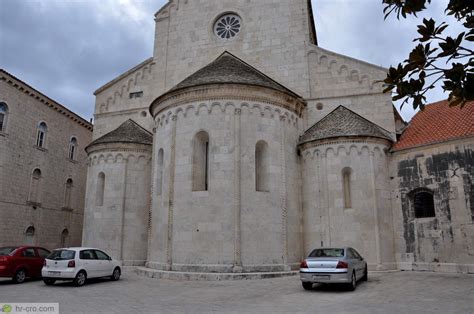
309;248;345;258
47;250;76;260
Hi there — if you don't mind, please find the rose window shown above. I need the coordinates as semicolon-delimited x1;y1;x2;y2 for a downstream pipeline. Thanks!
214;14;241;40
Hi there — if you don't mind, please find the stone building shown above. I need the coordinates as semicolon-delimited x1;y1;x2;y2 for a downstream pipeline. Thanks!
0;69;93;249
82;0;474;275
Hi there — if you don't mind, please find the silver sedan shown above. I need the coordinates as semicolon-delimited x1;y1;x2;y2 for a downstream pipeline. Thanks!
300;247;367;291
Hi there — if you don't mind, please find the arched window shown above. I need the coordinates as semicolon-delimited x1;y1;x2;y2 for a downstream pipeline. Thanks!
96;172;105;206
0;102;8;132
60;229;69;247
157;149;164;196
413;190;435;218
28;169;42;204
36;122;47;148
69;137;77;160
342;167;352;209
25;226;35;245
255;140;270;192
192;131;210;191
64;178;73;209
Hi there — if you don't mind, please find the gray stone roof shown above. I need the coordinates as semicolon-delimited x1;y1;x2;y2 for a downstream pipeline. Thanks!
299;106;393;144
168;51;301;98
87;119;152;147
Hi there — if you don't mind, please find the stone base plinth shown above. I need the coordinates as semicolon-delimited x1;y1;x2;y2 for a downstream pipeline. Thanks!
135;267;298;281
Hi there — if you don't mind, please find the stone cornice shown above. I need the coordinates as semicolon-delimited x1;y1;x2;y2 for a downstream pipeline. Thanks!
150;84;307;118
0;69;93;131
298;136;391;151
86;142;152;155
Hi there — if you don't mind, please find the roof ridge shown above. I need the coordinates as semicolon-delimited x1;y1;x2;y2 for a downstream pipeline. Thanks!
86;119;152;150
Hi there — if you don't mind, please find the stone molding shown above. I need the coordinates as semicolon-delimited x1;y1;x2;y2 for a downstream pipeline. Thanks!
150;84;306;119
88;150;152;166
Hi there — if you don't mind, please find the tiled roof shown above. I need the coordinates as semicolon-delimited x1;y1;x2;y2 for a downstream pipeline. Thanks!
167;51;300;98
393;100;474;150
87;119;152;148
299;106;393;144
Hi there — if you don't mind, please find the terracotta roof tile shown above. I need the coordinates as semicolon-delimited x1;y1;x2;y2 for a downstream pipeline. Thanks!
393;100;474;151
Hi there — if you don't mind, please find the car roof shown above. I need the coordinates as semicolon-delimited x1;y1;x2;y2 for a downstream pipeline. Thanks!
53;247;102;251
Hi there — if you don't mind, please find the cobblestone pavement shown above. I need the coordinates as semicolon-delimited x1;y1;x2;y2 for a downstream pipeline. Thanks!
0;271;473;313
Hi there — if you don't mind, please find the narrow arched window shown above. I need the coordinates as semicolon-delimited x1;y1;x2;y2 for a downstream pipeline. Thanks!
96;172;105;206
413;190;435;218
60;229;69;247
192;131;209;191
69;137;77;160
36;122;47;148
28;169;42;204
255;140;270;192
64;178;73;209
157;149;164;196
342;167;352;209
0;102;8;132
25;226;35;245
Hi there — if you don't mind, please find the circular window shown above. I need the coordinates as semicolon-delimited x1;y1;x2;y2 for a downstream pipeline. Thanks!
214;14;241;40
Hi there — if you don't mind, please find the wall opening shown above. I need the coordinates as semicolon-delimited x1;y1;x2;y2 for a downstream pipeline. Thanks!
25;226;35;245
96;172;105;206
36;122;47;148
69;137;77;160
0;102;8;132
28;169;42;204
412;190;435;218
192;131;209;191
342;167;352;209
60;228;69;247
255;140;270;192
157;149;164;196
64;178;73;209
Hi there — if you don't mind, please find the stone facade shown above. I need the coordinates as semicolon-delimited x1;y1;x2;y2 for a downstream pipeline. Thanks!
82;0;473;274
0;69;93;249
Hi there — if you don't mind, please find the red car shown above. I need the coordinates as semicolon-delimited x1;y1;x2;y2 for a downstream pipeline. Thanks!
0;246;51;283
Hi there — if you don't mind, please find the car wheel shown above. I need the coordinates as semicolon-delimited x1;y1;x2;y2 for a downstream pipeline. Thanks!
347;272;357;291
43;278;56;286
302;282;313;291
13;269;26;284
362;266;368;282
73;271;87;287
111;267;121;281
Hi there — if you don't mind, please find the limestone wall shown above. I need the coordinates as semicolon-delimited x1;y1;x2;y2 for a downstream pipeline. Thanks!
148;98;303;272
301;139;396;270
83;147;152;265
391;138;474;273
0;71;92;249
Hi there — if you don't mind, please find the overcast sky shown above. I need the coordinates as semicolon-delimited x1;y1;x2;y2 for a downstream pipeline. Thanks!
0;0;465;122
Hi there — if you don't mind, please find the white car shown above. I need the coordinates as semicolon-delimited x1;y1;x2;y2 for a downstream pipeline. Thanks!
42;247;121;287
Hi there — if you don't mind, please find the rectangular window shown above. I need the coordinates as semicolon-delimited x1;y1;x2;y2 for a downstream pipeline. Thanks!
36;131;45;147
129;91;144;99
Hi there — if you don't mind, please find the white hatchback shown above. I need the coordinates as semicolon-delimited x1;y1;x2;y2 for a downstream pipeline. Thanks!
42;248;121;287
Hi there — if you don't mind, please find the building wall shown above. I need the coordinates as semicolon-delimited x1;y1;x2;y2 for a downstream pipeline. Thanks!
391;138;474;273
0;71;92;249
301;139;396;270
82;146;152;265
148;93;303;272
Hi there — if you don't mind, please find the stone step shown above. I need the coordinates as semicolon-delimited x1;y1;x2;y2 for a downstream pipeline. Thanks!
135;267;298;281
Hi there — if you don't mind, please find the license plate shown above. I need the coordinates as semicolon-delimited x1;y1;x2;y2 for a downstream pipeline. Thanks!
48;271;60;275
312;275;330;280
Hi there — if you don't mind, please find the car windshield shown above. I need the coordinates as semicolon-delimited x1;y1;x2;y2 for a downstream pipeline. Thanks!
309;248;345;258
47;250;75;260
0;247;17;256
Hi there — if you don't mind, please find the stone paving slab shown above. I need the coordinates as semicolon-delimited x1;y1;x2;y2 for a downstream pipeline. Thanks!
0;271;473;313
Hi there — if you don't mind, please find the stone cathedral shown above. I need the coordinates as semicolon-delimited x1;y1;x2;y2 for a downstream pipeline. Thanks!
83;0;474;276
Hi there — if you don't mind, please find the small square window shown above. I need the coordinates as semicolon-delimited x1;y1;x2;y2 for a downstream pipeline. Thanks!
129;91;144;99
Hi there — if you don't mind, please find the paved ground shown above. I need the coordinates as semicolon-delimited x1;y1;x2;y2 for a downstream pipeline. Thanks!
0;271;473;313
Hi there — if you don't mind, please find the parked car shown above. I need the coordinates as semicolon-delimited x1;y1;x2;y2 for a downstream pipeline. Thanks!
0;246;51;283
42;248;121;287
300;247;367;291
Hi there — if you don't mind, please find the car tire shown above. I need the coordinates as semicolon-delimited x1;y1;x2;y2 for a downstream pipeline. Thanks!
73;270;87;287
111;267;121;281
302;282;313;291
13;269;27;284
362;266;368;282
347;272;357;291
43;278;56;286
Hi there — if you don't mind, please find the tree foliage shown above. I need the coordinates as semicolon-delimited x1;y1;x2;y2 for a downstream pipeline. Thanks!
382;0;473;109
